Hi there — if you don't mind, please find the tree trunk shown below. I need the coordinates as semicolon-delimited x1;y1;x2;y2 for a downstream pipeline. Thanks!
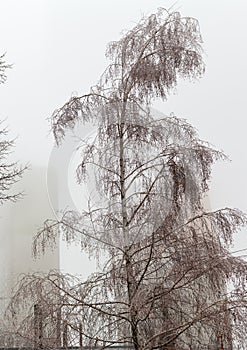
34;304;43;350
119;107;140;349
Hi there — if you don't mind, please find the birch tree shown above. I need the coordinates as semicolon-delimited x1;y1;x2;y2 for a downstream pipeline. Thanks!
7;9;247;350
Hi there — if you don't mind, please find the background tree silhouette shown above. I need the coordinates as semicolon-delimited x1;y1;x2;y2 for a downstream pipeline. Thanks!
6;9;247;350
0;53;26;347
0;54;25;204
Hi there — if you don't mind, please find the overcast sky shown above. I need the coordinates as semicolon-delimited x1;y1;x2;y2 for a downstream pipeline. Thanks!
0;0;246;274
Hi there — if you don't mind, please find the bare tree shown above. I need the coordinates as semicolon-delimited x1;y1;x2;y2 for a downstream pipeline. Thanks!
0;54;25;204
0;54;26;202
6;9;247;350
0;53;26;347
0;54;26;203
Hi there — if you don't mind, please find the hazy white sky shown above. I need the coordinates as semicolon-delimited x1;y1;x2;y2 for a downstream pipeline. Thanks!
0;0;246;274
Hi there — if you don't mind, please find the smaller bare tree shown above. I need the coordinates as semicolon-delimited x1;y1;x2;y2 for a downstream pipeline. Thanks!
0;53;26;348
0;53;26;204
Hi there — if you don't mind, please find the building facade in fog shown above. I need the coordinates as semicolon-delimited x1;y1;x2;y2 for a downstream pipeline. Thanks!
0;167;59;315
